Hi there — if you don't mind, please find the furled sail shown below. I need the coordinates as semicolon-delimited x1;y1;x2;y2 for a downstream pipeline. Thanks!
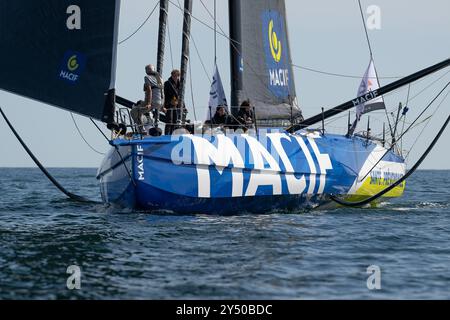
0;0;120;123
229;0;301;122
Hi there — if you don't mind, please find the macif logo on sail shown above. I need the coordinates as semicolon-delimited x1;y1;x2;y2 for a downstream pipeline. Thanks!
58;51;86;84
262;11;290;98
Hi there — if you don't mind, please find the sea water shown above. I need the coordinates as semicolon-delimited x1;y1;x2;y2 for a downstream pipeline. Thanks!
0;168;449;299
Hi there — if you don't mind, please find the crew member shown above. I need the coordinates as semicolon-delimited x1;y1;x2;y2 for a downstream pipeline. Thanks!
211;106;230;126
144;64;164;127
236;100;254;131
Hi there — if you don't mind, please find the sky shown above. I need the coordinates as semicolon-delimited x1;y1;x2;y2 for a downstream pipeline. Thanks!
0;0;449;168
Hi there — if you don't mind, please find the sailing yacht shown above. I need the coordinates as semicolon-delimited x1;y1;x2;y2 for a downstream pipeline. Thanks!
0;0;449;214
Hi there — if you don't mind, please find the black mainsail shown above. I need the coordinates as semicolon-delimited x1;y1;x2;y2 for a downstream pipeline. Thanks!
229;0;301;122
0;0;120;123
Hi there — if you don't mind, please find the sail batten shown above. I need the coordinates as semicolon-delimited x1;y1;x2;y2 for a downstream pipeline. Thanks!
0;0;121;123
229;0;301;122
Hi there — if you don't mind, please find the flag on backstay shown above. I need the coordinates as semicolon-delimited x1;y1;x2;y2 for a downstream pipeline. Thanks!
207;65;228;120
349;58;386;134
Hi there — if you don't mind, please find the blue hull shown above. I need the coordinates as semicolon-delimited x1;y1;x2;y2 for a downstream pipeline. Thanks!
97;131;406;214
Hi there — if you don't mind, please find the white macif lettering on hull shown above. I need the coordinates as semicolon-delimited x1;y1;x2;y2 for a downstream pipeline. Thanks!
268;133;306;194
293;136;317;194
137;145;145;181
307;138;333;194
244;135;282;196
190;135;244;198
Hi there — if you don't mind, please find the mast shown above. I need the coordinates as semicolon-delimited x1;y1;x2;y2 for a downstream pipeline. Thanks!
229;0;243;114
179;0;193;117
157;0;169;75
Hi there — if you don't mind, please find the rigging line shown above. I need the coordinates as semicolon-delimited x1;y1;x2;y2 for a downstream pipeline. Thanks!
118;1;159;45
357;81;450;182
404;89;450;161
173;0;259;105
408;69;450;103
0;107;93;203
168;0;228;38
356;0;393;144
343;67;449;104
196;0;266;103
330;111;450;208
400;84;411;154
70;113;105;155
184;0;406;84
201;0;399;112
190;32;212;83
358;0;374;58
371;60;395;144
89;118;136;187
291;64;402;80
89;118;109;141
200;0;399;83
188;57;197;121
174;0;211;84
167;15;175;70
288;59;450;133
187;0;296;106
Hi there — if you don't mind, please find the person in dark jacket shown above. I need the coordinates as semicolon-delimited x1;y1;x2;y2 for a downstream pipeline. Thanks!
164;70;181;135
236;100;254;131
211;106;230;126
164;96;180;135
164;69;180;108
